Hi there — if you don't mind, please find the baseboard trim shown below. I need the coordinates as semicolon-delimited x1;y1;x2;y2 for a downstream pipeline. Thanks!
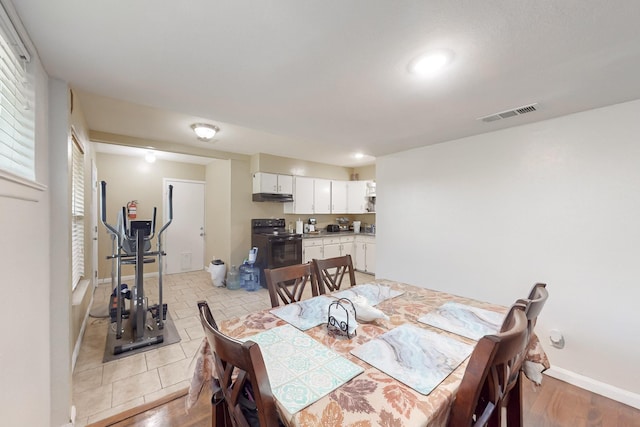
545;366;640;409
71;280;92;372
86;388;188;427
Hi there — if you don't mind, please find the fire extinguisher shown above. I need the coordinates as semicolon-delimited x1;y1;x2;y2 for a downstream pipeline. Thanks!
127;200;137;219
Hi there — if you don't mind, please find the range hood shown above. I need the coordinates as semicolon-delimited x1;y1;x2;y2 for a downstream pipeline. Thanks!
252;192;294;202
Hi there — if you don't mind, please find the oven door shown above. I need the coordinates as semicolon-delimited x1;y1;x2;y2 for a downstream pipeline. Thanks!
268;235;302;269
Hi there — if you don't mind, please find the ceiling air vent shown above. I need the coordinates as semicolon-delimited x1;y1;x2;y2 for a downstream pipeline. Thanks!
478;103;539;123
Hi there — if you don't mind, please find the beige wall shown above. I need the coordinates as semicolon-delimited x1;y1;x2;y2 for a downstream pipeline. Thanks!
96;152;206;279
205;159;231;265
252;153;353;180
353;164;376;180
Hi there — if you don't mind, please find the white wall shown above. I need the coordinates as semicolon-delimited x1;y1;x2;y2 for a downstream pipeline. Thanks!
0;47;56;426
49;78;73;426
377;99;640;405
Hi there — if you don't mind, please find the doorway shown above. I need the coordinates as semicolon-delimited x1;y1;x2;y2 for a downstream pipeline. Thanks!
163;179;205;274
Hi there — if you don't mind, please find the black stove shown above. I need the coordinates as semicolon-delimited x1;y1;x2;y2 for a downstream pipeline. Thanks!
251;219;302;287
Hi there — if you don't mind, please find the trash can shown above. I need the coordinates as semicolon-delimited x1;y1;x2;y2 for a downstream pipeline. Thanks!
208;259;226;287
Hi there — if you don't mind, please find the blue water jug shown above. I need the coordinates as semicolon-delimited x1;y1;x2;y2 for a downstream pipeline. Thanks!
239;261;260;292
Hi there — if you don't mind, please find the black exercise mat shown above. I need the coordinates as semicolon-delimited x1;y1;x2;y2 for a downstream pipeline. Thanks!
102;311;181;363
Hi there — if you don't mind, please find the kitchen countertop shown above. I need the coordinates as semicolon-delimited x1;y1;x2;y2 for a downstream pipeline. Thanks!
302;231;376;238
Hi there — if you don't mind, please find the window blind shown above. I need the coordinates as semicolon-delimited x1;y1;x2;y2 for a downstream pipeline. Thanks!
71;134;85;290
0;2;34;181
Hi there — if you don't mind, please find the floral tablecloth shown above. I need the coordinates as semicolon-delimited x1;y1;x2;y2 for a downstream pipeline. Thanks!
189;280;549;427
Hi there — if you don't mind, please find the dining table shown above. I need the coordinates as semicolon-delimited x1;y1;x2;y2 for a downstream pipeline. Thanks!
188;279;550;427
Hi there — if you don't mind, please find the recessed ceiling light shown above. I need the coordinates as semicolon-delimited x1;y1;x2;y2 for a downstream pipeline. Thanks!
191;123;220;141
408;49;453;77
354;153;365;159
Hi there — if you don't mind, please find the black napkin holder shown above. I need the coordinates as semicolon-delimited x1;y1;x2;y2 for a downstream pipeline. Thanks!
327;297;357;339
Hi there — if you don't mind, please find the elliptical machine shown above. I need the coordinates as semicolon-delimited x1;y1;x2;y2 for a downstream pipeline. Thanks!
100;181;174;355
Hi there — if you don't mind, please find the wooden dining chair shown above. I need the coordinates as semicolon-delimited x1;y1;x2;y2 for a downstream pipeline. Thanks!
198;301;281;427
448;304;529;427
502;283;549;427
264;263;318;308
312;255;356;294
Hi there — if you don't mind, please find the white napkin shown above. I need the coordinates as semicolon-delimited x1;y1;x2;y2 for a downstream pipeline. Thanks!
351;295;390;322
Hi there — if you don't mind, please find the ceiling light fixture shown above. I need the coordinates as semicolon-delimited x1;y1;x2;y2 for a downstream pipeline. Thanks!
191;123;220;141
409;49;454;77
145;151;156;163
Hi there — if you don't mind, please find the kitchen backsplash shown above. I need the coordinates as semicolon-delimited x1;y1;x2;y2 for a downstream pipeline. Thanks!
283;213;375;232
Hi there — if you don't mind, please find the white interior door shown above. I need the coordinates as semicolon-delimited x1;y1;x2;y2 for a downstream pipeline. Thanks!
163;179;205;274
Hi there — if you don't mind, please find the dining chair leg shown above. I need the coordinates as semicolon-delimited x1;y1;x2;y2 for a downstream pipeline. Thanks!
212;379;230;427
506;373;524;427
212;399;231;427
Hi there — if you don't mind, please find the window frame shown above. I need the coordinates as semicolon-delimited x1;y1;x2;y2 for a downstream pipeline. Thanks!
71;130;85;290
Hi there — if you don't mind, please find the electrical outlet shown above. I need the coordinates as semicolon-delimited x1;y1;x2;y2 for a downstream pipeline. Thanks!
549;329;565;349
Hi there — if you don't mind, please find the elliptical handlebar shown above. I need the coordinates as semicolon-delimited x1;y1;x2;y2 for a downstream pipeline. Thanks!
100;181;123;239
157;185;173;236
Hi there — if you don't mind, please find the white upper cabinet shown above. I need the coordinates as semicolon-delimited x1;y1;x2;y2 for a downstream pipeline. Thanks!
331;180;348;213
347;180;369;213
285;177;375;214
253;172;293;194
314;178;331;214
285;176;314;214
285;177;332;214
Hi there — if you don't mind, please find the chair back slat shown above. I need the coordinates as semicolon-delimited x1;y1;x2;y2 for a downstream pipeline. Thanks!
264;263;318;308
312;255;356;294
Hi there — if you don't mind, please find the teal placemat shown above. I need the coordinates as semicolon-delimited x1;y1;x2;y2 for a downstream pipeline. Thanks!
245;324;364;414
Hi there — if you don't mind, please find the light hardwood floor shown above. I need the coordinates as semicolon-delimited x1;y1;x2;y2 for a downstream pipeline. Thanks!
90;375;640;427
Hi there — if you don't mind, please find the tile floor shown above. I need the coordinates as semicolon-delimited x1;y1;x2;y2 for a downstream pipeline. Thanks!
72;269;372;426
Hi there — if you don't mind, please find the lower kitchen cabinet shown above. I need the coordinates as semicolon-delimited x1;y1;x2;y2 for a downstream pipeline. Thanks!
303;238;323;264
340;236;355;258
322;237;341;259
354;236;376;274
303;235;356;264
323;236;355;259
